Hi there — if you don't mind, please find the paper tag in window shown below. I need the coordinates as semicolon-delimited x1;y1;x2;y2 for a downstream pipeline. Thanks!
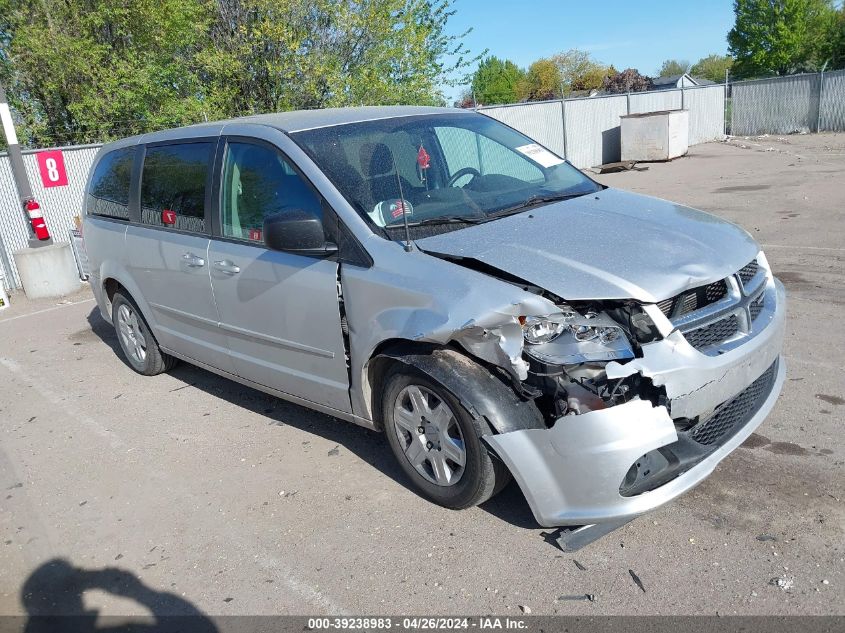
248;228;262;241
515;143;565;168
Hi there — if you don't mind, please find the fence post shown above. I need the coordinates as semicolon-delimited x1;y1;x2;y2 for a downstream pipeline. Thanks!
626;91;630;115
724;69;729;136
817;68;825;133
560;99;569;160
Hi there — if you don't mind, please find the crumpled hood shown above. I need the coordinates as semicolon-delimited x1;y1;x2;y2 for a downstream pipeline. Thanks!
416;188;760;303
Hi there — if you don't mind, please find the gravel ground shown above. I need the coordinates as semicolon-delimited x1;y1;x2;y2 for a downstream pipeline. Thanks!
0;134;843;618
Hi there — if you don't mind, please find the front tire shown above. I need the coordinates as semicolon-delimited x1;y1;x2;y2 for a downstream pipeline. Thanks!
111;291;177;376
382;363;510;509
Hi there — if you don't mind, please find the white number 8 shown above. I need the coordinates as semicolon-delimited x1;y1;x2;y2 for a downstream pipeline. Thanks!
45;158;60;182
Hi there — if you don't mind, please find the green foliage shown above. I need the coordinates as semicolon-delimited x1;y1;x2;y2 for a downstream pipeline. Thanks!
690;54;734;82
728;0;838;78
657;59;691;77
0;0;478;147
519;58;562;101
570;64;616;93
470;56;525;105
551;49;613;95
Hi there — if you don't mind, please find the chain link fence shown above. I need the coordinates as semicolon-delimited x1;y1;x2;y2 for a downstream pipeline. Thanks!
0;144;101;289
730;69;845;135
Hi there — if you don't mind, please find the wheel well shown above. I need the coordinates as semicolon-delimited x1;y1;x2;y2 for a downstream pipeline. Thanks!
367;340;439;430
103;278;123;304
366;341;545;436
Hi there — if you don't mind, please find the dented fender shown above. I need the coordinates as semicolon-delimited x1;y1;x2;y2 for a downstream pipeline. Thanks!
375;347;545;435
339;240;559;420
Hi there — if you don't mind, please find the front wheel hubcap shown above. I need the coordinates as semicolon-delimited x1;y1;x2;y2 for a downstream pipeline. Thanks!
393;385;466;486
117;304;147;365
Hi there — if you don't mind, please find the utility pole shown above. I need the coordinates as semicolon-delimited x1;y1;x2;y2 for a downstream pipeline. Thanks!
0;82;52;247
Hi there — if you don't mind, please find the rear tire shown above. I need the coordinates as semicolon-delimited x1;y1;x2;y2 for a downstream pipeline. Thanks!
111;291;177;376
382;362;510;509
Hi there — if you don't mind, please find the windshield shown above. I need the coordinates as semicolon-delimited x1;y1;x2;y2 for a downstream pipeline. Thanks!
292;113;601;236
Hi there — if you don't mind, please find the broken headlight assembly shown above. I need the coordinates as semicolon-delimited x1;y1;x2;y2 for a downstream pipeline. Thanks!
521;308;635;364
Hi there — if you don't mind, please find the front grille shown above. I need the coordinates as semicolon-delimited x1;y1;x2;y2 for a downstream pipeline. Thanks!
750;293;765;321
689;360;778;446
683;314;739;350
738;259;759;285
658;280;728;318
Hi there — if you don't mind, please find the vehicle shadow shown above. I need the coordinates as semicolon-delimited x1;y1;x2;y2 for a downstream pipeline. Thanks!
20;558;217;632
85;309;541;531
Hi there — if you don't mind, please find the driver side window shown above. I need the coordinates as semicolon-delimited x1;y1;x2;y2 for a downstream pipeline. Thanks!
434;126;544;184
221;141;322;243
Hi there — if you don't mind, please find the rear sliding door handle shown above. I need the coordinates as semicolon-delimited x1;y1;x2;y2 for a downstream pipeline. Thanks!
213;260;241;275
182;252;206;267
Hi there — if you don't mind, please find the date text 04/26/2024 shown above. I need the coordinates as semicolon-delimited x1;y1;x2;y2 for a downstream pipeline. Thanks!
306;617;528;630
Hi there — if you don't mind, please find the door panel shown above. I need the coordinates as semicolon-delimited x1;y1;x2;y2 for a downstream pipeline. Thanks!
208;240;351;412
125;227;231;371
209;138;350;412
125;139;232;372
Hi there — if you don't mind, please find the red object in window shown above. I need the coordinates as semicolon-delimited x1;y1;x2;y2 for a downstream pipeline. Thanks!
36;150;68;188
25;199;51;240
248;228;262;241
417;146;430;169
161;209;176;225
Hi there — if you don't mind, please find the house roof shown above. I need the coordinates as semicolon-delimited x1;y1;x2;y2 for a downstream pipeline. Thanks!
652;74;688;87
652;73;716;88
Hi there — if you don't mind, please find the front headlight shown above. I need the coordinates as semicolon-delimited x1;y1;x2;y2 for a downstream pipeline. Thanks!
521;308;634;364
521;316;567;344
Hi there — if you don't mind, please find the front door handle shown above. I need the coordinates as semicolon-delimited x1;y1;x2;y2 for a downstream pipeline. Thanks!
213;260;241;275
182;252;206;267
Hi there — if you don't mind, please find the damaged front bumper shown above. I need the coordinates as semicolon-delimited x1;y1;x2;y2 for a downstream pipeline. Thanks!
486;279;786;528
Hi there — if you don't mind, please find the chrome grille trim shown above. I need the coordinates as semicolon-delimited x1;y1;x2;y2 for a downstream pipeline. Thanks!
658;253;772;355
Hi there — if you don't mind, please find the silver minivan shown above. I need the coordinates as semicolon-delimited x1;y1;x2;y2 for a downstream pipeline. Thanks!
84;106;786;549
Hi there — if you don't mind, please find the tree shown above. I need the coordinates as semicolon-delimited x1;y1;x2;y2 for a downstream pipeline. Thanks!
551;49;612;94
691;54;734;82
0;0;211;147
657;59;691;77
728;0;838;78
602;68;654;94
202;0;478;114
519;58;562;101
0;0;479;147
571;64;617;92
470;56;525;105
821;5;845;68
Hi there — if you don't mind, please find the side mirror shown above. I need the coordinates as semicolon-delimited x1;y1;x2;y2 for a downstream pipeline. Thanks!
263;209;337;255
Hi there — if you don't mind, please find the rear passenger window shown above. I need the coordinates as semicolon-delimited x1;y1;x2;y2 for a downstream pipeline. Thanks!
88;148;133;219
141;143;212;233
220;142;322;243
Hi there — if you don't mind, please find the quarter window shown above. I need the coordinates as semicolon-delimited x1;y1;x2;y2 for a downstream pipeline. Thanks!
141;143;212;233
221;142;322;243
88;148;134;219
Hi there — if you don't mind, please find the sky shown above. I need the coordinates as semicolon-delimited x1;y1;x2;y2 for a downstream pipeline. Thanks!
442;0;735;102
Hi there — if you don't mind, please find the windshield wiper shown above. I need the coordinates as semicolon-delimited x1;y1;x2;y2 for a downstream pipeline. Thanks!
388;215;488;228
490;191;592;218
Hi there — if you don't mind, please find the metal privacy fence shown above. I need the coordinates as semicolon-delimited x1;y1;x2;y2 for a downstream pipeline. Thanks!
0;144;101;289
730;69;845;135
478;84;727;170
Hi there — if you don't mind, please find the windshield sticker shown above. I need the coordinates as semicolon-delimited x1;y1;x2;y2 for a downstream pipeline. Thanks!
515;143;565;168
